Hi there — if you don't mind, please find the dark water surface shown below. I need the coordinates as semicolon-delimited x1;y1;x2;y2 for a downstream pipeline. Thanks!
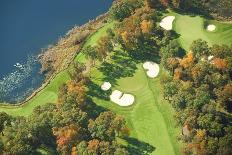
0;0;112;103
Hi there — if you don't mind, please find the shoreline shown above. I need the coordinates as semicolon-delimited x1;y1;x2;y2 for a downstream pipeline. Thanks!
0;13;109;108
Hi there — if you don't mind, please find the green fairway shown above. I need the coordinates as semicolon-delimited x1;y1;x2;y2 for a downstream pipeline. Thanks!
0;22;114;116
89;63;181;155
0;17;182;155
172;12;232;50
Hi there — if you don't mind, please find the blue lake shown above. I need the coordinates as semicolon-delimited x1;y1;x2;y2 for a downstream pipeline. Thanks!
0;0;113;103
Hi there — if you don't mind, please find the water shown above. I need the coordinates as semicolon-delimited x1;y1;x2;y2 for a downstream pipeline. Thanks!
0;0;113;103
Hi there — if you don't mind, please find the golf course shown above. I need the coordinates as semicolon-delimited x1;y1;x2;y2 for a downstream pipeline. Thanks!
0;8;232;154
172;12;232;50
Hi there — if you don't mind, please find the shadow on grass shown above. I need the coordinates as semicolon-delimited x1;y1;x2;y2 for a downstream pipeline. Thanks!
84;97;108;119
125;137;156;155
86;80;111;101
98;50;137;86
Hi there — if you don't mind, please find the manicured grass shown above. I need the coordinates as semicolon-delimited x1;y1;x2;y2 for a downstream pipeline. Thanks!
0;70;70;116
74;22;115;63
0;17;181;155
90;64;181;155
0;22;114;116
172;12;232;50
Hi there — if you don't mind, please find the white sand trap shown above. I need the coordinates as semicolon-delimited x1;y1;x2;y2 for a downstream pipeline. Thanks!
110;90;135;106
143;61;160;78
101;82;111;91
207;25;216;31
208;55;214;61
160;16;175;30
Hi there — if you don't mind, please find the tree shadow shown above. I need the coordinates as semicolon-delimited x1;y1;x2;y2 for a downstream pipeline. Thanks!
124;137;156;155
84;97;108;119
98;50;138;86
86;80;111;101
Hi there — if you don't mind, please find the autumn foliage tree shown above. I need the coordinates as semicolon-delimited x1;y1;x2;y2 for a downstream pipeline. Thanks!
160;0;169;7
212;58;228;70
140;20;153;34
88;111;129;141
180;52;194;69
53;124;83;153
162;40;232;154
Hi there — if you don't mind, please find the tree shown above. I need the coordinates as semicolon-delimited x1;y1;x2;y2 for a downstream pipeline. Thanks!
160;0;169;7
0;112;11;136
95;36;113;61
88;111;128;141
66;80;86;106
180;52;194;69
167;57;179;75
68;62;86;83
172;0;180;8
174;67;183;80
53;124;83;153
140;20;153;34
212;58;228;70
190;39;209;59
84;45;98;65
215;84;232;112
109;0;143;21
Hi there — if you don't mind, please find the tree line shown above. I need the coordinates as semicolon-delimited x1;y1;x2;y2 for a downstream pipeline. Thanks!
161;39;232;154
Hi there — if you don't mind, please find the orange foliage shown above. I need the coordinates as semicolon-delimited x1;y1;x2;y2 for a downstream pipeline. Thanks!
180;52;194;69
167;58;179;69
71;147;76;155
140;20;153;33
212;58;227;70
191;65;202;79
160;0;169;7
88;139;100;151
174;68;182;80
53;124;81;152
66;80;86;103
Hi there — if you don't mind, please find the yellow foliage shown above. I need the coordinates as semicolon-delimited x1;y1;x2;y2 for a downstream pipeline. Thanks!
140;20;153;33
121;31;129;43
88;139;100;151
196;129;206;140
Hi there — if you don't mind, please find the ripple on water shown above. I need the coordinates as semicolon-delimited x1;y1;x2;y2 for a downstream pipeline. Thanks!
0;55;45;103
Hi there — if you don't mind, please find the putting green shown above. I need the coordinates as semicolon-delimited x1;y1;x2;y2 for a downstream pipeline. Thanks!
90;64;181;155
172;12;232;50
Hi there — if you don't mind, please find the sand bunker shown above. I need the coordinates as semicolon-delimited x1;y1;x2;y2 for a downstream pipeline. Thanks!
208;55;214;61
143;61;160;78
207;25;216;31
101;82;111;91
110;90;135;106
160;16;175;30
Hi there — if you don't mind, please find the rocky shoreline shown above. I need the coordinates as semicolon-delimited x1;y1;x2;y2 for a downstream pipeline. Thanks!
0;13;109;107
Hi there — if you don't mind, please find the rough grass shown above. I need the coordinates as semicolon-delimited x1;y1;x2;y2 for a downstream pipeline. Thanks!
172;12;232;50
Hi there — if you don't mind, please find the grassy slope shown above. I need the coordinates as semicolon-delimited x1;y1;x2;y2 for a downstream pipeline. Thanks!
0;22;114;117
90;64;181;155
172;12;232;50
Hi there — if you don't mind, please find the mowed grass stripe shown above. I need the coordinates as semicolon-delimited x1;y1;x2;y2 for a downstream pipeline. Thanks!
92;64;179;155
